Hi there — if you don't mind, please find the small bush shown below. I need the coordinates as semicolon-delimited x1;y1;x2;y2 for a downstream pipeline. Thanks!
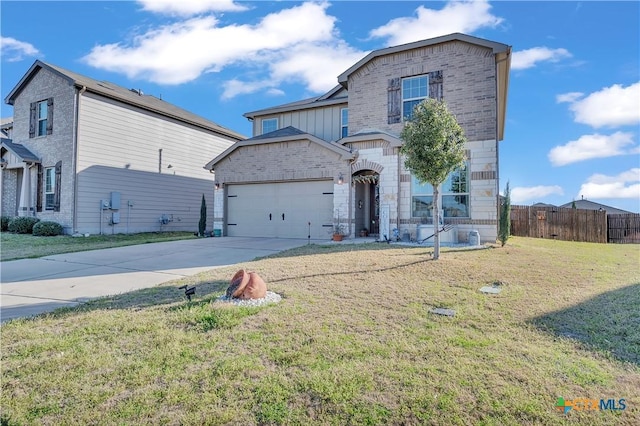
1;216;12;232
7;216;40;234
33;221;63;236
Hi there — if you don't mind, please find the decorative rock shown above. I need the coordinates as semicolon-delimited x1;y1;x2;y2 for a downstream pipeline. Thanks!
430;308;456;317
226;269;267;300
479;286;502;294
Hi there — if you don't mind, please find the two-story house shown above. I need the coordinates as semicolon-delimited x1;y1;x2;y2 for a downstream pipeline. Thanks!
205;33;511;243
1;60;245;235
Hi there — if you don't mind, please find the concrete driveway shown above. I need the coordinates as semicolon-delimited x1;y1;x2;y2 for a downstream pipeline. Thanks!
0;237;312;323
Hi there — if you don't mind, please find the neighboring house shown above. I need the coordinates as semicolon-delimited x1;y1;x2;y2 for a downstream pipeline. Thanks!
205;33;511;242
1;60;245;235
559;199;634;215
0;118;12;139
531;202;557;208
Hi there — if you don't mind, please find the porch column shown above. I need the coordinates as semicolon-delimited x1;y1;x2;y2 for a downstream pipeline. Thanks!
18;163;33;216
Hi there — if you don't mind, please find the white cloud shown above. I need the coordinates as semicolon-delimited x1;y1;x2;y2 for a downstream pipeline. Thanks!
548;131;637;166
561;82;640;128
137;0;247;16
369;0;503;46
556;92;583;103
578;169;640;199
511;47;571;70
83;2;362;95
511;185;564;203
0;36;40;62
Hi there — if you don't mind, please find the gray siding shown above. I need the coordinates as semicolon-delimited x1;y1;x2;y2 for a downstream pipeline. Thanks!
76;166;213;235
73;92;236;234
77;93;234;178
258;103;346;141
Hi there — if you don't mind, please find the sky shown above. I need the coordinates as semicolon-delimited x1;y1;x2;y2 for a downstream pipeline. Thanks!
1;0;639;213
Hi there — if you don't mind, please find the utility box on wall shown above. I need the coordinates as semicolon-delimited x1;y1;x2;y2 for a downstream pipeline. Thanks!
110;192;121;210
112;212;121;224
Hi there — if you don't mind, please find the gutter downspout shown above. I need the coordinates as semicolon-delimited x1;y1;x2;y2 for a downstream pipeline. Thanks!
73;85;86;233
397;150;401;235
495;51;510;235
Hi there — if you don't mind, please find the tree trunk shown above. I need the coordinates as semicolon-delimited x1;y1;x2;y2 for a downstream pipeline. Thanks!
433;185;440;260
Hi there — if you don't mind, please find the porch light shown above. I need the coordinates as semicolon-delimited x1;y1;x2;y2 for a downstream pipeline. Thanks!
215;181;221;190
338;173;344;185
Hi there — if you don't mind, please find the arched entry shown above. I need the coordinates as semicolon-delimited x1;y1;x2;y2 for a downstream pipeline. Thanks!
353;171;379;236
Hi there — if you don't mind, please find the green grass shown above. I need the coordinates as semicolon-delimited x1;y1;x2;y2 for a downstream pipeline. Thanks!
1;237;639;425
0;231;197;261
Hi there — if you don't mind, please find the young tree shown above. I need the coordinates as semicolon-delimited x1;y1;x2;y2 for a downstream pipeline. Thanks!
400;98;467;259
198;194;207;237
498;181;511;247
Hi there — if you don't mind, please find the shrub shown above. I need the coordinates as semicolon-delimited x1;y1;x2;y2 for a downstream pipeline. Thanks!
33;221;63;236
1;216;12;232
7;216;40;234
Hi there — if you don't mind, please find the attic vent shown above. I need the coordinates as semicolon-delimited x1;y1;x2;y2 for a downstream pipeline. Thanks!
129;88;144;96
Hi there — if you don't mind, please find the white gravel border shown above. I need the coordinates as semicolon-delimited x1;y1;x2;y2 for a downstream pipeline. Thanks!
215;291;282;307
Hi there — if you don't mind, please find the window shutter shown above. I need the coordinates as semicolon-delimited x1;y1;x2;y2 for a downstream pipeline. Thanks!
428;71;443;101
29;102;37;138
46;98;54;135
54;161;62;212
36;164;43;212
387;78;401;124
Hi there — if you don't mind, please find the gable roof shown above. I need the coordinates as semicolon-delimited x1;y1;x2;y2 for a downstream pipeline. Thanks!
5;60;246;141
204;126;354;170
337;32;510;86
243;85;347;119
558;199;634;214
338;32;511;141
1;138;40;163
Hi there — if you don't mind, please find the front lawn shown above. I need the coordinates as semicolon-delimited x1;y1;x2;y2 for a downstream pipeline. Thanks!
1;237;638;425
0;231;197;261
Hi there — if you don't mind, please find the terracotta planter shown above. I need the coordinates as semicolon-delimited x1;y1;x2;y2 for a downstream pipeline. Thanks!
226;269;267;300
227;269;250;298
332;234;344;241
241;272;267;299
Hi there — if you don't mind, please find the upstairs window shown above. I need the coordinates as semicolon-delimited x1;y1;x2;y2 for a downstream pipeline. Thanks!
402;75;428;121
261;118;278;134
341;108;348;138
29;98;53;138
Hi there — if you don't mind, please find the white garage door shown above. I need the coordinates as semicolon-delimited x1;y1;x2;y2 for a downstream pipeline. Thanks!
227;181;334;239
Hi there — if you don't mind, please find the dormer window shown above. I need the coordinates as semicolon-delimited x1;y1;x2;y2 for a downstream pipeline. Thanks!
262;118;278;134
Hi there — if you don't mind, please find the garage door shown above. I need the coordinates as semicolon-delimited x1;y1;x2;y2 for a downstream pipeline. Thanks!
227;181;334;239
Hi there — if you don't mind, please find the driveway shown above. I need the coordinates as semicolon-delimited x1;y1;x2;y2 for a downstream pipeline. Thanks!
0;237;312;323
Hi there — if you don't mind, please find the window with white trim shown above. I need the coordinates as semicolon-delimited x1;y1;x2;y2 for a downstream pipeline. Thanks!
262;118;278;134
402;75;428;121
411;163;469;218
44;167;56;210
341;108;348;138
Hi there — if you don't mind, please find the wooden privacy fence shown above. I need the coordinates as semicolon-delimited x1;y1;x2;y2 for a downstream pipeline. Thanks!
608;213;640;244
510;205;608;243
